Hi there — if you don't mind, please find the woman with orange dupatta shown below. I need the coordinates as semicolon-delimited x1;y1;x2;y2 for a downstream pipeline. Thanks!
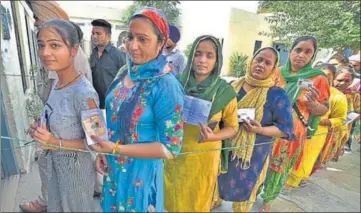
260;36;330;212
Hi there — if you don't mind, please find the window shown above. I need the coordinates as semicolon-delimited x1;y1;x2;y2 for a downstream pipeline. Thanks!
253;40;262;55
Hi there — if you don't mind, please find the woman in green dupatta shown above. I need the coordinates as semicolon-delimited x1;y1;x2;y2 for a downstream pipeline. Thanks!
164;35;239;212
260;36;330;212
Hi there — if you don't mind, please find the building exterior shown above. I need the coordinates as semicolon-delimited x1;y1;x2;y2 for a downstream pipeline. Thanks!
1;1;38;211
178;5;272;75
57;3;127;56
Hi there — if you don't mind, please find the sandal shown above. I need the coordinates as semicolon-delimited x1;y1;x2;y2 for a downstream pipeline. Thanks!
260;203;271;212
19;200;47;212
299;180;309;187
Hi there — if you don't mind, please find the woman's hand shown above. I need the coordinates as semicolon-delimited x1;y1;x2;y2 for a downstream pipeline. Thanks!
27;119;39;138
305;86;320;106
243;119;263;134
199;123;217;142
89;135;116;153
319;119;331;126
95;155;108;176
33;124;58;150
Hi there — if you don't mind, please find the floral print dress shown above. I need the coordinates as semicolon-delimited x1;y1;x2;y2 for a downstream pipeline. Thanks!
101;56;184;212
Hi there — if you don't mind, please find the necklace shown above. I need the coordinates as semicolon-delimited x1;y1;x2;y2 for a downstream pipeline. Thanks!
55;74;82;90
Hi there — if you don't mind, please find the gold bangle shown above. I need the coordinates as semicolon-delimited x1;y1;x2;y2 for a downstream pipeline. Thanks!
59;139;62;151
112;141;119;155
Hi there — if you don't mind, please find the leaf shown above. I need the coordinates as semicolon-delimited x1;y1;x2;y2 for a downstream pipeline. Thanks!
257;1;360;49
122;0;181;25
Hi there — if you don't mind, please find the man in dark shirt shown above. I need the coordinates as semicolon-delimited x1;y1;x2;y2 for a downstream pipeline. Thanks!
90;19;126;109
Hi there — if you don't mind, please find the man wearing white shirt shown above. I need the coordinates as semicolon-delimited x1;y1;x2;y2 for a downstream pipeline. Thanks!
164;24;187;76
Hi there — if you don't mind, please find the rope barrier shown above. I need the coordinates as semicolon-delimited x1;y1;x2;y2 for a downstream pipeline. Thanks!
1;127;359;156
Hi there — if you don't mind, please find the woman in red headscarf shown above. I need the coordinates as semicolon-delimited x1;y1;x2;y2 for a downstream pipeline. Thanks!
90;7;185;212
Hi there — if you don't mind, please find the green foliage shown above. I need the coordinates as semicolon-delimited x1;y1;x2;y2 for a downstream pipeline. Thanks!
184;43;193;58
257;1;360;51
121;0;181;25
229;52;249;77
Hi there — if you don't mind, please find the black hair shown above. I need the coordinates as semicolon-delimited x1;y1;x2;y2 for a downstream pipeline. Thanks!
117;31;128;47
316;63;337;77
37;19;79;48
290;36;318;52
91;19;112;34
69;21;83;42
335;65;355;79
329;54;349;65
129;15;165;44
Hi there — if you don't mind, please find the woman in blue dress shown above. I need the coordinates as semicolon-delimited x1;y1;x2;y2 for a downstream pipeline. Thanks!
217;47;295;212
90;7;184;212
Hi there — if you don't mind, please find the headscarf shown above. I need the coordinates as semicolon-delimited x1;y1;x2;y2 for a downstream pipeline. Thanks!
228;47;279;170
281;45;326;138
177;35;236;118
127;7;170;81
30;1;69;21
130;7;169;42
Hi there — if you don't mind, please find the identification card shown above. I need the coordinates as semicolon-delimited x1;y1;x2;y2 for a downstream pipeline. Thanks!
297;79;313;89
81;109;108;145
183;95;212;126
346;112;360;125
237;108;256;123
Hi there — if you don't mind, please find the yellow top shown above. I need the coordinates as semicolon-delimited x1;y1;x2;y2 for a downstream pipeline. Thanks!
164;98;238;212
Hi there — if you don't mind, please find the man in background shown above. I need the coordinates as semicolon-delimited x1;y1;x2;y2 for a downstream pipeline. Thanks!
164;24;187;76
90;19;126;109
117;30;128;53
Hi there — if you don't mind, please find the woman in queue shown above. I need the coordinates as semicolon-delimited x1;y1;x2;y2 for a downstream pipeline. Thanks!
90;7;185;212
164;35;239;212
29;19;101;212
333;66;360;158
261;36;330;212
217;47;295;212
311;63;348;174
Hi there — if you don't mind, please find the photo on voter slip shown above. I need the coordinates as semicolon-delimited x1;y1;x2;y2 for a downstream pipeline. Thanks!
237;108;256;123
81;109;108;146
297;79;313;88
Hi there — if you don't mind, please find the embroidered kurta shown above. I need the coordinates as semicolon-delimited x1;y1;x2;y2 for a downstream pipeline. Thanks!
218;87;294;202
262;75;330;202
101;71;184;212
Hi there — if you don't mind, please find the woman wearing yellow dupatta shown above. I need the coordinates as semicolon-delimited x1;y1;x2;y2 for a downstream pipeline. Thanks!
217;47;295;212
333;66;360;159
164;35;239;212
311;63;347;175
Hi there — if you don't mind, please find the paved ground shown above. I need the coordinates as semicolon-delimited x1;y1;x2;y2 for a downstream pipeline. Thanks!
15;144;360;212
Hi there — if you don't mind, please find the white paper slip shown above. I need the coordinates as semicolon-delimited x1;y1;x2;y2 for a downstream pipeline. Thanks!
81;109;108;146
237;108;256;123
346;112;360;125
183;95;212;126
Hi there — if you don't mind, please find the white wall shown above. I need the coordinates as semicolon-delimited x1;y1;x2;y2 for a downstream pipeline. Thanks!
178;1;259;51
1;0;36;211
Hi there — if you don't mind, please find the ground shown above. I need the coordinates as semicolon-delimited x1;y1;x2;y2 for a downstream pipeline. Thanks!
15;144;360;212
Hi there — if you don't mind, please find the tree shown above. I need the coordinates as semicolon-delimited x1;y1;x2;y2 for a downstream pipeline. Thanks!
257;1;360;52
122;0;181;25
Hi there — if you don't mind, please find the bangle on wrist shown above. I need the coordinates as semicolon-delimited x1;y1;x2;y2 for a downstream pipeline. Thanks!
59;139;62;151
112;141;120;155
308;101;319;108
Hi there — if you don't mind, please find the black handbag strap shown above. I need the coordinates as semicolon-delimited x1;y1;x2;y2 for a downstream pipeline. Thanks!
293;104;309;128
